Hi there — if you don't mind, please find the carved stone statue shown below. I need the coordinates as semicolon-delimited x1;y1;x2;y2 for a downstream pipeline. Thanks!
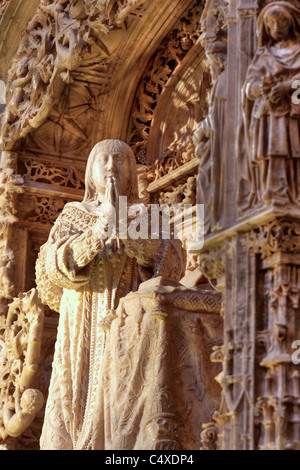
0;388;44;440
238;1;300;210
35;140;188;450
35;139;223;450
193;39;227;234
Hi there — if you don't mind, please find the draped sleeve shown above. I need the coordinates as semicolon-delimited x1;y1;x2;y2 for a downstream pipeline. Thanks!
123;238;186;281
35;203;105;312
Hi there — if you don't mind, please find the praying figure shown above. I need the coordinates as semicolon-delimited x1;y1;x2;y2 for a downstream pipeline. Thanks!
238;1;300;210
36;139;185;450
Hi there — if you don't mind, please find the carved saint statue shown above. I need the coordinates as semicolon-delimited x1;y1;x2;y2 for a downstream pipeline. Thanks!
193;40;227;234
36;140;187;450
238;1;300;209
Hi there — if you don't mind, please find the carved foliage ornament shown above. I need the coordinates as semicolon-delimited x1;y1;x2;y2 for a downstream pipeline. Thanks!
0;0;148;150
199;245;225;280
0;152;24;301
20;157;85;191
244;219;300;259
17;195;69;226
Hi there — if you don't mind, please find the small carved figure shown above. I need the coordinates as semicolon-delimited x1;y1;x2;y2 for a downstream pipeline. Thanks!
159;186;182;205
0;289;45;442
0;58;31;135
0;388;44;440
182;176;197;205
193;39;227;234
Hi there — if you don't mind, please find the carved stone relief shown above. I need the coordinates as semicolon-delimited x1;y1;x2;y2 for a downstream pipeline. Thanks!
0;289;44;445
19;157;85;192
4;0;300;452
0;0;149;151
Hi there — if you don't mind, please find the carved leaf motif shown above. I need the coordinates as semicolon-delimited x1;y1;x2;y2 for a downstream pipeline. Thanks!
244;220;300;259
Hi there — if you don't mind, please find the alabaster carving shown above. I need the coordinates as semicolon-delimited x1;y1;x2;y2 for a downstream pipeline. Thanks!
193;38;227;234
0;289;44;441
34;139;222;450
5;0;300;452
238;1;300;210
241;217;300;450
157;176;197;207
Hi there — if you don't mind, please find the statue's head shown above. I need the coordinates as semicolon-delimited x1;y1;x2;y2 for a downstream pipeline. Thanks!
205;40;227;82
83;139;140;205
258;2;300;46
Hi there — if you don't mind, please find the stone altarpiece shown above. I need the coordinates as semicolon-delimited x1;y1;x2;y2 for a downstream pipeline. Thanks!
0;0;299;451
0;0;223;450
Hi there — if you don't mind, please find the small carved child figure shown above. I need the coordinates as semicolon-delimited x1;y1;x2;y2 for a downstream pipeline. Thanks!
0;388;44;440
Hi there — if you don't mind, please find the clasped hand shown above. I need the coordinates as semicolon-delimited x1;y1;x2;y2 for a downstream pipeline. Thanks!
260;75;290;103
94;177;120;243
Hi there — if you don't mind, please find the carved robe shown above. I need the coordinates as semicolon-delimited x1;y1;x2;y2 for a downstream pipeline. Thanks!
36;202;185;450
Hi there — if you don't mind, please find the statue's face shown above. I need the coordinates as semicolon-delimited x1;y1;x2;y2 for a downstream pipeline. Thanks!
93;151;131;198
206;54;223;82
265;9;291;43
